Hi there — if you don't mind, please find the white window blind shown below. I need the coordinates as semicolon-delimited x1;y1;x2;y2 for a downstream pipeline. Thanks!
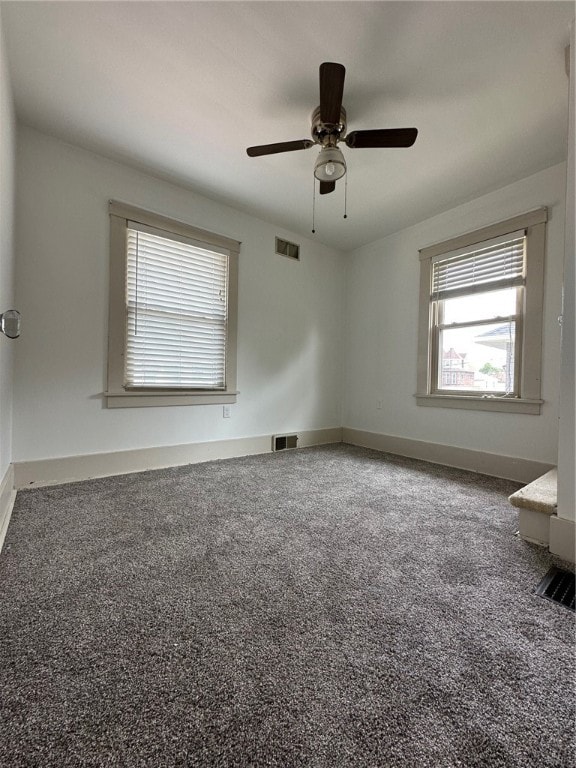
125;223;229;389
432;231;525;300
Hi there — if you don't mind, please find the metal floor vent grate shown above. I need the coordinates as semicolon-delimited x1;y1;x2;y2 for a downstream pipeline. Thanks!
534;566;575;612
272;434;298;451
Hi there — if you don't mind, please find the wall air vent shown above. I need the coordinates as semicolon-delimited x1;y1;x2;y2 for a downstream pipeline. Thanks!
272;434;298;451
275;237;300;261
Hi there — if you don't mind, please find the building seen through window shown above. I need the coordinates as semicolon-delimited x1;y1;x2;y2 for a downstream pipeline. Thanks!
438;287;516;393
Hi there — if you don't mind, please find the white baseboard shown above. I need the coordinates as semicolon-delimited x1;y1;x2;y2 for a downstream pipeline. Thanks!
292;427;342;449
342;427;554;484
12;424;555;498
549;516;576;564
13;427;343;489
0;464;16;553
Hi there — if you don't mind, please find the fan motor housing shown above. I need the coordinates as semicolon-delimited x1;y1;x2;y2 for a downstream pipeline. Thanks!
311;106;347;144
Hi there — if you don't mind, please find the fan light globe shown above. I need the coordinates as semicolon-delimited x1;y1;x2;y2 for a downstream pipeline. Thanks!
314;146;346;182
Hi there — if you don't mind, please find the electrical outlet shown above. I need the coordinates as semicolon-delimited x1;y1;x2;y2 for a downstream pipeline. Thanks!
377;399;383;410
223;405;231;418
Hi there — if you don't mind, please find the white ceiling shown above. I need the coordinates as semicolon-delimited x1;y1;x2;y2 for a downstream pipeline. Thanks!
2;1;574;251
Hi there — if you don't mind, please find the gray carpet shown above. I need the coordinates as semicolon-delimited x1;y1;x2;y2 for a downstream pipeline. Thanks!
0;444;574;767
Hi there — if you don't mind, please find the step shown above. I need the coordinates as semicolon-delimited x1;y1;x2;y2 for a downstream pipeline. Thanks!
509;468;557;546
509;468;558;515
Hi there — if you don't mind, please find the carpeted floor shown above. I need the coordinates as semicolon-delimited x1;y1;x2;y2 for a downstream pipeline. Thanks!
0;444;574;767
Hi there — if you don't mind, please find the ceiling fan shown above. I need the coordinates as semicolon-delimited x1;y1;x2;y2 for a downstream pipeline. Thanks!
246;62;418;195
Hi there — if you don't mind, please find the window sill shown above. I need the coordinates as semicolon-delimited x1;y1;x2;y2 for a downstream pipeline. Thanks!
105;390;238;408
415;393;542;414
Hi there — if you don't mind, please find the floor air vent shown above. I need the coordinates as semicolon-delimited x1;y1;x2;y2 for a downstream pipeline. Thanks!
534;566;575;612
273;434;298;451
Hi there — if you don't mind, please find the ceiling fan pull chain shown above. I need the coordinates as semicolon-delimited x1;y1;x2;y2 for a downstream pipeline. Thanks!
343;171;348;220
312;177;316;234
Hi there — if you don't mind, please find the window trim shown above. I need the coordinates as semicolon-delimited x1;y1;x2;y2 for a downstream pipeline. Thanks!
415;208;547;414
106;201;240;408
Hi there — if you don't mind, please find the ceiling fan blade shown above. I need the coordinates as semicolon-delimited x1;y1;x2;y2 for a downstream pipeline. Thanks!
319;62;345;125
247;139;314;157
345;128;418;149
319;181;336;195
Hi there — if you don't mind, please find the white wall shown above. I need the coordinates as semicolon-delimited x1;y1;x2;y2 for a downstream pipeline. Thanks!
0;11;16;480
10;124;571;476
557;24;575;522
14;127;345;462
343;163;567;465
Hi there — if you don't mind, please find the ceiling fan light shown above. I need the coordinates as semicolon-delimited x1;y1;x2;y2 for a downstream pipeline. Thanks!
314;146;346;182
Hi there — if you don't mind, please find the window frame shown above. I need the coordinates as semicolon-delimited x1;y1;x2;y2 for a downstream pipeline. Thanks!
106;201;240;408
416;208;547;414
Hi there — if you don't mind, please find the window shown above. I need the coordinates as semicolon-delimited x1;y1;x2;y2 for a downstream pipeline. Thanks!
416;208;547;414
107;202;240;408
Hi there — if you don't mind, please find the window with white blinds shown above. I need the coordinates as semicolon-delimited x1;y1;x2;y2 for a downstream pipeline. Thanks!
416;208;548;414
125;224;229;389
431;231;525;300
107;201;239;408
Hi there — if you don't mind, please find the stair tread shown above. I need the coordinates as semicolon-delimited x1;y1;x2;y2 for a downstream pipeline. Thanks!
509;468;557;515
